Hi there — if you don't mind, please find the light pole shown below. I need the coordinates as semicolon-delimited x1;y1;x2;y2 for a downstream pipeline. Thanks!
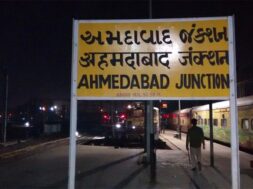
0;67;8;144
3;73;8;144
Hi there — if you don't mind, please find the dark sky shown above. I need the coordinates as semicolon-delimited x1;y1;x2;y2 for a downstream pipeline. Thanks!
0;0;253;109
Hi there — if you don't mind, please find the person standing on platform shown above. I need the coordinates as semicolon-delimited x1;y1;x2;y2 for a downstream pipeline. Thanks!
186;118;205;171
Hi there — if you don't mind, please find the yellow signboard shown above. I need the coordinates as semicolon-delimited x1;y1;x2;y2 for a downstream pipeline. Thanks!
75;18;229;99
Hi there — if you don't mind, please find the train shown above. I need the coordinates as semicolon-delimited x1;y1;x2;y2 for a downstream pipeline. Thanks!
168;95;253;153
110;102;160;143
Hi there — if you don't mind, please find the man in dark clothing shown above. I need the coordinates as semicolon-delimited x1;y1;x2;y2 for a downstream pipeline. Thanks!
186;118;205;171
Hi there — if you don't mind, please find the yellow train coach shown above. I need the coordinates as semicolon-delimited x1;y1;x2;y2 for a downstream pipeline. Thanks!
170;95;253;152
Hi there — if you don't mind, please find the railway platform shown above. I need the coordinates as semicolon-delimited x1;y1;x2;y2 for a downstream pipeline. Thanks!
159;130;253;189
70;130;253;189
0;130;253;188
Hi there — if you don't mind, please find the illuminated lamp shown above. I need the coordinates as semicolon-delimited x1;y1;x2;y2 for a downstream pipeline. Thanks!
161;102;168;108
161;113;169;119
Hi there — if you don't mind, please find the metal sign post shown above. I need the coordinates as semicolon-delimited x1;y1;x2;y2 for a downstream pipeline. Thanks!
146;102;151;162
0;67;8;144
146;100;156;181
147;1;156;182
68;20;78;189
209;102;214;167
3;73;8;144
228;16;240;189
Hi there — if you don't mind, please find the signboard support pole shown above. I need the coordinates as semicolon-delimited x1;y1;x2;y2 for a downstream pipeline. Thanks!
147;0;152;162
147;0;156;182
209;102;214;167
229;16;240;189
146;100;156;182
146;101;151;162
68;97;77;189
144;102;147;153
3;73;8;144
68;20;78;189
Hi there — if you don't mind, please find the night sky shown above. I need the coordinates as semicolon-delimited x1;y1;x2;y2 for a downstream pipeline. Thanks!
0;0;253;110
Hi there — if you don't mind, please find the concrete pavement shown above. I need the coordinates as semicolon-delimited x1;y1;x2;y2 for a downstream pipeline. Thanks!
160;130;253;189
0;130;253;188
67;145;231;189
0;137;68;162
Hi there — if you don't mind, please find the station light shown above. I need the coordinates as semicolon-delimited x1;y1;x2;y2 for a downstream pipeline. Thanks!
161;102;168;108
119;113;127;120
115;123;121;128
24;122;30;127
75;131;80;137
103;114;110;120
39;106;46;111
173;113;178;118
161;113;169;119
127;104;132;109
102;113;110;123
49;105;58;111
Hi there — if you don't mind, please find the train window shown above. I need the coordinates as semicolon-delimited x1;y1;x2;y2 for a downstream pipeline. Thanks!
173;119;177;124
126;121;132;126
241;119;249;130
200;119;203;125
221;119;227;128
213;119;218;126
133;109;143;117
204;119;207;125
